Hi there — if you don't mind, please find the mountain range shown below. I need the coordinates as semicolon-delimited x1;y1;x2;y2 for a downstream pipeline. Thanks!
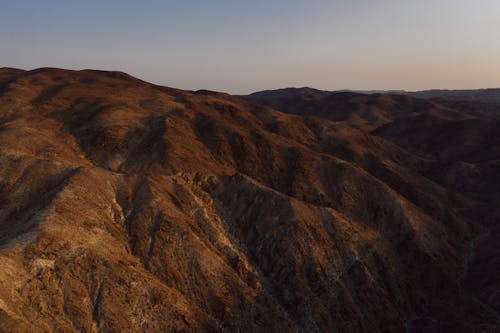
0;68;499;332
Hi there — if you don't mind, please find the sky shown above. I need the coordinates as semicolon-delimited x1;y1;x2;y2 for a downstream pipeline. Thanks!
1;0;500;94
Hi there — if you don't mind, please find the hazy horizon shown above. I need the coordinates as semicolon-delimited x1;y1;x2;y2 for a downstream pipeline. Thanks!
2;0;500;94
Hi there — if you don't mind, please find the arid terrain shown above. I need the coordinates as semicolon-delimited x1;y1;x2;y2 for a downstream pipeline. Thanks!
0;68;499;332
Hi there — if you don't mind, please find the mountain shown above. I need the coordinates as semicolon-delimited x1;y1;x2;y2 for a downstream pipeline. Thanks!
244;87;500;125
243;88;470;131
0;69;499;332
245;86;500;330
346;88;500;106
406;88;500;105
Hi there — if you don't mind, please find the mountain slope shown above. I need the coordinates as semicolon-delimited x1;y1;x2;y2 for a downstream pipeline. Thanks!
0;68;497;332
243;88;468;131
245;86;500;332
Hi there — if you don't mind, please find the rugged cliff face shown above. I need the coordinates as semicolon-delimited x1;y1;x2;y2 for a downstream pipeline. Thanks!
0;68;498;332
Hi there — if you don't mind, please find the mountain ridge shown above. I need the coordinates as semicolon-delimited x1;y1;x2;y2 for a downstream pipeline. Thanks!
245;86;500;106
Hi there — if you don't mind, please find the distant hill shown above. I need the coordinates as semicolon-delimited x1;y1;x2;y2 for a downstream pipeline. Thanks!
406;88;500;105
351;88;500;105
246;87;500;106
243;88;470;130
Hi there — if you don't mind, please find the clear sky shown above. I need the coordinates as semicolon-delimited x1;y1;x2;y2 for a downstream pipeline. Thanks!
1;0;500;94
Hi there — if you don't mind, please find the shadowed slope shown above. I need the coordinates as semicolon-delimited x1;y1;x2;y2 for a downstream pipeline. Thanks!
243;88;467;131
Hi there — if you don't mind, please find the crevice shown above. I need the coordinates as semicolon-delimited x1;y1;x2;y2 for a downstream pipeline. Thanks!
30;84;67;105
91;279;105;330
147;212;162;264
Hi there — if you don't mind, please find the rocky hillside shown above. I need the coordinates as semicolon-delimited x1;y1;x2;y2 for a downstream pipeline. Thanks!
0;68;498;332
